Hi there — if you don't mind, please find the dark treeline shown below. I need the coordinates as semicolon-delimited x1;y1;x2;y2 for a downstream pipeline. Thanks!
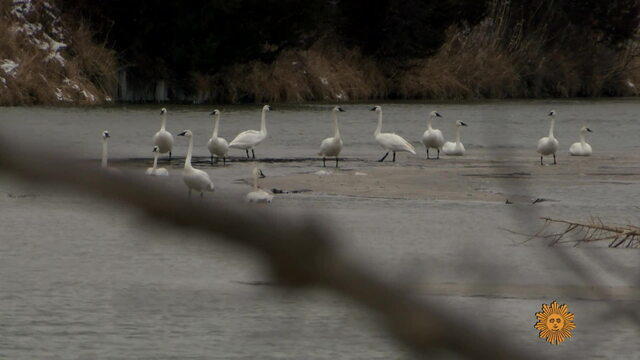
62;0;640;102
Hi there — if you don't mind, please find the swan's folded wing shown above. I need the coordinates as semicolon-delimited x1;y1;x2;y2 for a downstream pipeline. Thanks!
230;130;261;147
393;133;416;154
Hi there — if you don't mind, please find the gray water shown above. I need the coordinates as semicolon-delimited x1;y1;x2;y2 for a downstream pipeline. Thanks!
1;100;639;359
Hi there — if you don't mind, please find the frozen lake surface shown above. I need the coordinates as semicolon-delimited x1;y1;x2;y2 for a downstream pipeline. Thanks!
1;100;639;358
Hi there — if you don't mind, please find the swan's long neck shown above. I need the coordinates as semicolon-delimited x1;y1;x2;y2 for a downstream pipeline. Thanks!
332;111;340;139
579;131;586;145
260;109;267;135
548;117;555;138
455;125;461;144
374;111;383;136
160;114;167;131
101;139;108;168
185;136;193;169
212;114;220;138
428;116;434;130
153;152;159;169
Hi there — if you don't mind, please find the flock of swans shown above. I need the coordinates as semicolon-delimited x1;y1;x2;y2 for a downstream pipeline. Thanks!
99;105;594;202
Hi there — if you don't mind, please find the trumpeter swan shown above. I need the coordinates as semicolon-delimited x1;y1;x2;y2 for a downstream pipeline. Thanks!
207;109;229;165
318;106;345;167
229;105;271;159
537;110;559;165
569;126;593;156
442;120;468;156
421;110;445;159
153;108;174;159
100;130;121;174
371;106;416;162
177;130;215;198
246;166;273;203
146;146;169;176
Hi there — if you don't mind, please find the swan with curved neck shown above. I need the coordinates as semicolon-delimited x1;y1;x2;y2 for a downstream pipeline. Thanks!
318;106;345;167
442;120;468;156
421;111;445;159
371;106;416;162
569;126;593;156
536;110;560;165
146;146;169;176
177;130;214;198
207;109;229;165
229;105;271;159
153;108;174;159
246;166;273;203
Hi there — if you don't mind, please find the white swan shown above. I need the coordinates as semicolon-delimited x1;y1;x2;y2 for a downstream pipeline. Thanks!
229;105;271;159
100;130;121;174
442;120;468;156
318;106;345;167
177;130;215;198
206;109;229;165
153;108;174;159
245;166;273;203
537;110;560;165
569;126;593;156
146;146;169;176
421;110;445;159
371;106;416;162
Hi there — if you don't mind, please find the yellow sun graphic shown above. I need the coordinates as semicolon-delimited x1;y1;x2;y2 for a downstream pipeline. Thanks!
535;300;575;345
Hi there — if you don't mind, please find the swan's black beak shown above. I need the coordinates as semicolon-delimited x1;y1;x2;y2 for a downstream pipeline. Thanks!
586;128;593;132
338;107;346;112
460;121;468;126
267;105;272;111
548;111;554;116
103;132;110;138
436;112;442;117
177;131;187;136
370;107;377;111
258;170;266;178
209;111;216;115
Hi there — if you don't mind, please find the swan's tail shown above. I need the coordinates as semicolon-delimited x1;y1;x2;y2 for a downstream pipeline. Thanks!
404;140;417;155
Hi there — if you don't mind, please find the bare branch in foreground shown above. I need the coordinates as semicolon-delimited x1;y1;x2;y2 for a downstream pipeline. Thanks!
0;136;533;359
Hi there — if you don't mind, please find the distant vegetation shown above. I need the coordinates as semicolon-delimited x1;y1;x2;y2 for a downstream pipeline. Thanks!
6;0;640;104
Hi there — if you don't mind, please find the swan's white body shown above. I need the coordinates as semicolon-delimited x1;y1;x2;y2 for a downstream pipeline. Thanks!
422;111;445;159
178;130;214;197
372;106;416;162
146;146;169;176
153;108;173;155
319;106;344;167
537;110;559;164
229;105;270;158
246;167;273;203
442;120;468;156
206;110;229;164
100;131;121;174
569;126;593;156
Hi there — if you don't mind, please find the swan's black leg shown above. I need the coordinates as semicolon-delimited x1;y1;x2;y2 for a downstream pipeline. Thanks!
437;149;440;159
169;152;172;160
335;157;339;168
378;152;389;162
426;148;430;159
392;152;396;162
252;149;255;159
322;157;326;167
223;157;226;166
553;154;557;165
211;155;214;165
540;156;544;165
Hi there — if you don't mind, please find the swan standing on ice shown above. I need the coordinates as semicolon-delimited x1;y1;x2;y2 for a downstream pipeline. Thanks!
146;146;169;176
153;108;174;159
371;106;416;162
100;130;120;173
207;109;229;165
318;106;345;167
569;126;593;156
246;166;273;203
422;111;445;159
442;120;468;156
537;110;559;165
177;130;215;198
229;105;271;159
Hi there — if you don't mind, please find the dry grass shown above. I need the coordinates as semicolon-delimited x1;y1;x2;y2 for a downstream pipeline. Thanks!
0;0;117;105
197;39;388;104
